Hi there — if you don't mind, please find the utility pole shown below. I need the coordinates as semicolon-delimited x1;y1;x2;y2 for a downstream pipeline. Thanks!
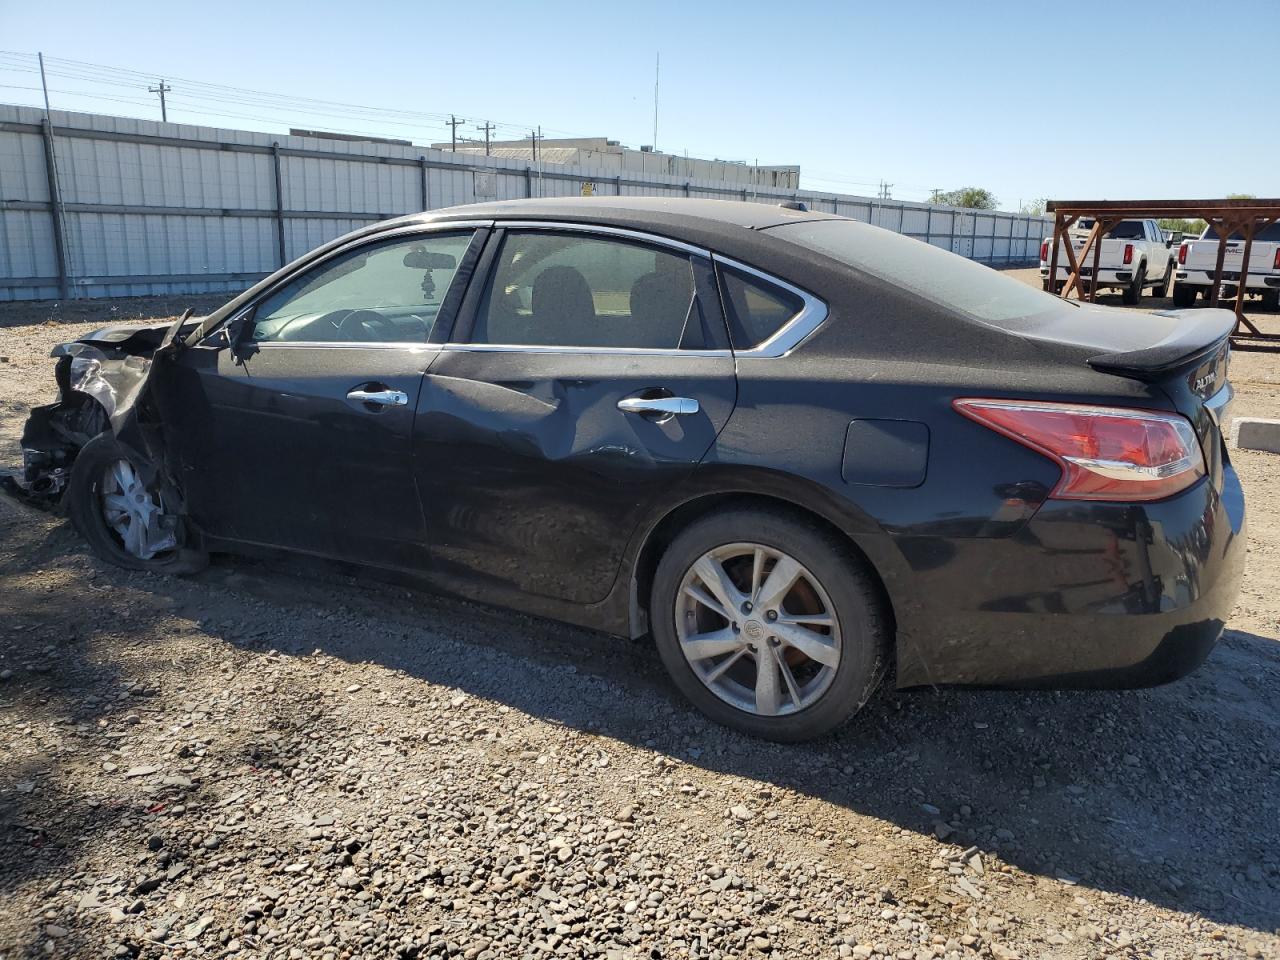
447;114;466;151
653;52;660;151
37;51;75;299
530;127;543;197
148;79;171;121
930;188;942;203
476;121;494;156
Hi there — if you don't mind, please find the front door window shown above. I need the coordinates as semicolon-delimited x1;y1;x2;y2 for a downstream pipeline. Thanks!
250;232;474;344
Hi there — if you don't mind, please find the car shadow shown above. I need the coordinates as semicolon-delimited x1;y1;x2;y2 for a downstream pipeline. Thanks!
2;512;1276;936
186;553;1280;935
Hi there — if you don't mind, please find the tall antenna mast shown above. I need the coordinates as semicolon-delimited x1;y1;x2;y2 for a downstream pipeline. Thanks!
652;52;660;151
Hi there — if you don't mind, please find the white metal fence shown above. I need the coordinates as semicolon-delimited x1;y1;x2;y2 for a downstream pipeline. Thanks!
0;104;1051;302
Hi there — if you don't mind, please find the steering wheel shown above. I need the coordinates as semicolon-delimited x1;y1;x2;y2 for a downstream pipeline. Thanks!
332;309;400;342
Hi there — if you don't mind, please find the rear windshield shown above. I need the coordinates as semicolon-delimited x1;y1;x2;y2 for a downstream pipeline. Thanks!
1203;223;1280;242
768;218;1063;329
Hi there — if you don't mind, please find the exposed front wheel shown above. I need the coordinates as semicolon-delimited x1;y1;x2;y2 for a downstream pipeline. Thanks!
65;433;207;574
650;507;889;741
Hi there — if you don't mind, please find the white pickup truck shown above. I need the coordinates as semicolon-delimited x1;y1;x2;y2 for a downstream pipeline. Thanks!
1039;218;1175;305
1172;223;1280;309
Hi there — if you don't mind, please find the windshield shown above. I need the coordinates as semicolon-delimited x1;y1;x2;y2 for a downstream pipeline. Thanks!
768;218;1064;330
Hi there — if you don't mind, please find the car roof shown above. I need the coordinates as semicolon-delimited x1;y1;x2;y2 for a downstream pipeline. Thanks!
405;196;845;243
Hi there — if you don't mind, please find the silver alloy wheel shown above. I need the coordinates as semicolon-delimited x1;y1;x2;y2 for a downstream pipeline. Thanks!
99;459;176;560
674;542;842;717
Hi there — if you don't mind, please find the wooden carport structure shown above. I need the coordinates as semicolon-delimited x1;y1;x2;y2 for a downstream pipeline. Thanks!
1044;198;1280;346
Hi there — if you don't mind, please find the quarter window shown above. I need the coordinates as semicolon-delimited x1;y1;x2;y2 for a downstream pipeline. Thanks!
718;266;804;349
472;231;708;349
250;232;473;343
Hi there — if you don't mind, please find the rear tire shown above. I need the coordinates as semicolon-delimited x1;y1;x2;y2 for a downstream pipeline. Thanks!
650;507;889;742
1122;263;1146;305
1172;283;1197;308
1261;290;1279;311
1151;263;1172;298
65;433;207;575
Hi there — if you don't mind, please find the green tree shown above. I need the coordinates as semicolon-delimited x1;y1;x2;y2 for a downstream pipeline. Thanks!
932;187;998;210
1159;217;1206;236
1020;198;1046;216
1226;193;1256;200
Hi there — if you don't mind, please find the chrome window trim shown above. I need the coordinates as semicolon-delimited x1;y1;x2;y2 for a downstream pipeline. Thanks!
713;254;829;359
440;343;731;358
249;341;442;352
492;220;711;258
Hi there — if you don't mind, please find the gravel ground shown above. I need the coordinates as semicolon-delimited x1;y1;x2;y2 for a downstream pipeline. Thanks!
1;291;1278;960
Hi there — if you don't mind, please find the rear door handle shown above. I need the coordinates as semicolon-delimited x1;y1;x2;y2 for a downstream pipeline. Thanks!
347;388;409;407
617;396;699;416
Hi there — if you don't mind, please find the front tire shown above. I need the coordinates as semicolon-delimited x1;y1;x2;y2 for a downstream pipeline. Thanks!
65;433;207;574
650;507;889;741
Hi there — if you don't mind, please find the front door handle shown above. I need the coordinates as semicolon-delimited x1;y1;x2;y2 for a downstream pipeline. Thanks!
617;396;700;416
347;388;409;407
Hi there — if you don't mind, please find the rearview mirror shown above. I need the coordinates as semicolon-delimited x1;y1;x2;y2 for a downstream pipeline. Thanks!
403;248;457;270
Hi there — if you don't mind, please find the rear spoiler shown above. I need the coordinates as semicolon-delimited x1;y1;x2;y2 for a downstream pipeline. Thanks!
1086;308;1235;379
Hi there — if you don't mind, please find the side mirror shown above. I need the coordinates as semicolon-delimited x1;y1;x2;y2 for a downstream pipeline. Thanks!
201;312;249;351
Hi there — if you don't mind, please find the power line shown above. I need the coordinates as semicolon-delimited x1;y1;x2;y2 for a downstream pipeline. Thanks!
0;50;577;140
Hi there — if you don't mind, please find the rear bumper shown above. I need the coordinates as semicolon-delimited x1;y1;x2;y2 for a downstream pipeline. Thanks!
1176;269;1280;291
1040;265;1132;285
894;463;1247;689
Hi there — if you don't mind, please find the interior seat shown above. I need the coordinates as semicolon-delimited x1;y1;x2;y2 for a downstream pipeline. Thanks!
629;271;696;348
531;265;598;345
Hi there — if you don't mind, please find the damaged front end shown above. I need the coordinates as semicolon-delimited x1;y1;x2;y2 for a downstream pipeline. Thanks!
7;316;192;508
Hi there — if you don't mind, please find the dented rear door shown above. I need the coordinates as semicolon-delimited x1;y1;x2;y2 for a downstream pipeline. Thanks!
413;348;734;604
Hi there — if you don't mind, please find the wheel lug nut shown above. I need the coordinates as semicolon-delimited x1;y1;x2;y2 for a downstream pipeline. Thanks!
766;610;777;621
741;601;753;614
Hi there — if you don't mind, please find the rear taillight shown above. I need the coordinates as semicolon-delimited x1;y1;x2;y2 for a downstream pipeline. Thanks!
1123;243;1134;265
953;399;1205;502
1274;247;1280;270
1040;241;1049;262
1178;243;1188;265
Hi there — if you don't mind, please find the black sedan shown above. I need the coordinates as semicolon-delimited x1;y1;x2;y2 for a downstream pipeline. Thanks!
13;198;1245;741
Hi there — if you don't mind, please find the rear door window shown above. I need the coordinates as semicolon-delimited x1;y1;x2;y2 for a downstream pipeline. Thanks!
470;231;717;350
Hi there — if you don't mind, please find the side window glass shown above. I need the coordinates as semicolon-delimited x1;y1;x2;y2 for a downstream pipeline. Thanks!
719;266;804;349
472;232;705;349
250;232;473;343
